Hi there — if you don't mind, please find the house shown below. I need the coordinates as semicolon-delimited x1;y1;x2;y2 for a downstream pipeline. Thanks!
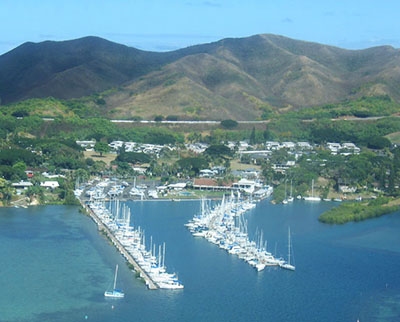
237;141;250;151
185;143;209;154
168;182;187;190
211;166;226;175
42;172;66;179
108;141;125;151
339;185;357;193
327;142;342;154
199;169;217;177
40;181;60;189
271;161;295;173
265;141;281;150
25;170;34;178
76;140;96;150
232;178;257;194
132;167;147;175
282;142;296;150
297;142;313;150
12;181;33;189
327;142;360;155
341;142;360;154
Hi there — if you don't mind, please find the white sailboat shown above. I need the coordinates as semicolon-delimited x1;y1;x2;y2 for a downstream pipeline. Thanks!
280;227;295;271
303;179;321;201
282;180;288;204
104;264;125;298
287;180;294;203
283;179;294;204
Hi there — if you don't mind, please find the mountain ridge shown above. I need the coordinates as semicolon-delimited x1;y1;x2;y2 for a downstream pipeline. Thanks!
1;34;399;120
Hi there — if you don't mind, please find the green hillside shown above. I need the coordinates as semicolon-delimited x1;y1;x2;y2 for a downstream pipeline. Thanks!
1;34;400;121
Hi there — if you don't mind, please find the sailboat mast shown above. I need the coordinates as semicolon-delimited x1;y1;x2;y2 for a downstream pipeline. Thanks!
290;179;293;198
311;179;314;198
288;227;291;265
162;242;166;269
114;264;119;289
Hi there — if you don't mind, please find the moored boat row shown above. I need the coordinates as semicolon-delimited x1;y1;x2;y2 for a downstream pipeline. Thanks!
186;192;294;271
89;200;184;290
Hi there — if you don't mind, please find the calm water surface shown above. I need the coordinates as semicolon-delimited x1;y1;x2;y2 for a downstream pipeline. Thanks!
0;200;399;322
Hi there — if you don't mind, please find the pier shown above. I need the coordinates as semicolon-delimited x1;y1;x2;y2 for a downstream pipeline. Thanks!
82;202;159;290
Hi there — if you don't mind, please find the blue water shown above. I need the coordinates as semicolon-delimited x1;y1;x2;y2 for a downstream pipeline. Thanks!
0;200;399;322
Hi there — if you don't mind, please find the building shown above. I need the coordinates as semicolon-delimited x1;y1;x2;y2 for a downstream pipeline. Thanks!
12;181;33;189
40;181;60;189
76;140;96;150
192;178;232;191
232;179;258;194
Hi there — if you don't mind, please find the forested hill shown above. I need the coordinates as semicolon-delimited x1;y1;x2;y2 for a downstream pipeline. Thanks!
0;36;182;104
1;34;400;120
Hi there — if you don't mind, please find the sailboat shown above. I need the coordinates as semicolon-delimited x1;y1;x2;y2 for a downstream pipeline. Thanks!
104;264;125;298
282;180;288;204
280;227;295;271
287;180;294;203
303;179;321;201
283;179;294;203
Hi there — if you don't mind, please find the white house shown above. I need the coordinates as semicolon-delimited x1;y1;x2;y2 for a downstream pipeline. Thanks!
265;141;281;150
199;169;217;177
297;142;313;150
108;141;125;151
76;140;96;150
327;142;342;154
341;142;360;154
12;181;33;189
232;179;257;194
282;142;296;150
40;181;60;189
167;182;187;190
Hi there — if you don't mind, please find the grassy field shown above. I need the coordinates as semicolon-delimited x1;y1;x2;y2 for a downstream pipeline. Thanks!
83;151;117;165
230;159;262;171
386;131;400;145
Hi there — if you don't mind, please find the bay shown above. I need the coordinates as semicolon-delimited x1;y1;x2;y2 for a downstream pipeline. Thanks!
0;200;399;322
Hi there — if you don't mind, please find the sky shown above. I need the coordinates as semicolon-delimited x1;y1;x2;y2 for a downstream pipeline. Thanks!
1;0;400;55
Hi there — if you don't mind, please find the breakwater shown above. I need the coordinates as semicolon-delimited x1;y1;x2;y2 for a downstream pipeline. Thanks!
82;202;159;289
82;199;183;290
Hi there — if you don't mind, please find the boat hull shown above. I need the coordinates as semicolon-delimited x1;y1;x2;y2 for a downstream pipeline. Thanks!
104;290;125;298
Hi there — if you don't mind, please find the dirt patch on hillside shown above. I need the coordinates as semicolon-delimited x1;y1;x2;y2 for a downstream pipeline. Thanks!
83;151;116;166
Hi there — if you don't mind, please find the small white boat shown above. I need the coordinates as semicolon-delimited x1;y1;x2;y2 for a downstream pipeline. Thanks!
104;264;125;298
157;280;184;289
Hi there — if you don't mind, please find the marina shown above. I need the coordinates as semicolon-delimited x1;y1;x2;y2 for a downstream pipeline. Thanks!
0;202;399;322
82;199;183;290
185;191;294;272
75;177;274;291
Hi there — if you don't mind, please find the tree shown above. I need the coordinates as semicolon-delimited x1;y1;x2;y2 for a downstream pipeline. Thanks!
0;178;13;205
116;152;151;164
166;115;178;121
94;142;110;157
187;132;202;143
249;127;256;145
220;119;238;129
176;157;209;176
367;136;391;149
154;115;164;122
25;185;44;204
204;144;233;159
90;161;107;176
